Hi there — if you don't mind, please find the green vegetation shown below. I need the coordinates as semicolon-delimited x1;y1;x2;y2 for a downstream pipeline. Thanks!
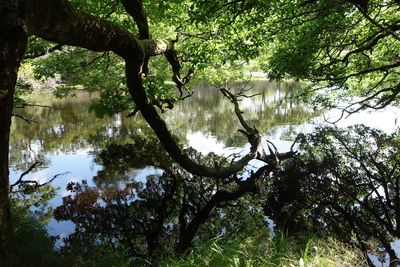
0;208;369;267
0;209;68;267
15;1;400;116
266;125;400;265
161;231;366;267
49;229;366;267
1;0;399;266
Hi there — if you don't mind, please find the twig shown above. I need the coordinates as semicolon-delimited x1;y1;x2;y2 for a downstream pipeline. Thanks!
11;161;43;187
81;51;108;68
12;113;37;123
11;171;69;193
14;103;57;109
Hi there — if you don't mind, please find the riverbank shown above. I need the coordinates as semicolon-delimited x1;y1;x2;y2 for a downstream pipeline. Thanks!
7;209;367;267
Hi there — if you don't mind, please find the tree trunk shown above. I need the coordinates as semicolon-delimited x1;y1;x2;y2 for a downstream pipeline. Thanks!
0;0;27;244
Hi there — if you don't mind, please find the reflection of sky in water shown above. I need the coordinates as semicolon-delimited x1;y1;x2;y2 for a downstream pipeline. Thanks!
10;150;99;244
185;107;400;266
10;151;165;246
369;239;400;267
187;131;227;154
186;106;400;158
329;106;400;132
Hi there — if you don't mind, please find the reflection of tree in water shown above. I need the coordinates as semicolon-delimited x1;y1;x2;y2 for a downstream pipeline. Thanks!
55;134;266;263
165;80;319;147
9;96;148;171
10;81;318;172
9;138;48;173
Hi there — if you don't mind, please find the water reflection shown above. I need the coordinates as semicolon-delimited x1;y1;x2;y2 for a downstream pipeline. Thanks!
164;81;316;146
9;80;318;238
54;134;267;259
10;81;314;171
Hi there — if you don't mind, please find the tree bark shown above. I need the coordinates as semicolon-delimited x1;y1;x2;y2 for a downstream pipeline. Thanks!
0;0;27;246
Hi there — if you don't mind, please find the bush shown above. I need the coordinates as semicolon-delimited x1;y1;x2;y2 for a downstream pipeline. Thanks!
0;209;67;267
265;125;400;264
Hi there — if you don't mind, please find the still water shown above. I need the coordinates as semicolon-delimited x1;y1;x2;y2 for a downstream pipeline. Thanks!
8;80;399;246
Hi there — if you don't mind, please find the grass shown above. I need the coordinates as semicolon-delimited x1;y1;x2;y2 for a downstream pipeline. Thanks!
160;230;368;267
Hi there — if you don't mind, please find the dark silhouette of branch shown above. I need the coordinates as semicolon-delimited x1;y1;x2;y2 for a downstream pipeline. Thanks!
11;161;43;188
80;51;108;68
176;164;273;252
10;172;67;193
11;113;36;123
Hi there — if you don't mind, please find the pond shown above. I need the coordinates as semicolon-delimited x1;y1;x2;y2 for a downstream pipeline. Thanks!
9;80;399;248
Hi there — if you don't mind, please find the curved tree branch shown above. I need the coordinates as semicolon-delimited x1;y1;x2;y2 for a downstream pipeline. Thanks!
125;61;261;178
19;0;294;179
120;0;150;39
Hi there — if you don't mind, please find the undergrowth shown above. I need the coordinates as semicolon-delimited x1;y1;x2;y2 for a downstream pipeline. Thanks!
160;229;367;267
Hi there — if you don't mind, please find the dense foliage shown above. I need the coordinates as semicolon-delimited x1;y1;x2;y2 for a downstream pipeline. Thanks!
265;125;400;264
0;204;69;266
21;1;400;115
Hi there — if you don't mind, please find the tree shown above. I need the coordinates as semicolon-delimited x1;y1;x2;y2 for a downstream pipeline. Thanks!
262;0;400;114
0;0;263;240
265;126;400;266
0;0;28;244
0;0;398;253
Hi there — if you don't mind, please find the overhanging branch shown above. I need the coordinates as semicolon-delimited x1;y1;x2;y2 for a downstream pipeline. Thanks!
19;0;295;179
126;60;260;178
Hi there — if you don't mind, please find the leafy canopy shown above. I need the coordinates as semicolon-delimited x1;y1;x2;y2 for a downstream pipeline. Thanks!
22;0;400;117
